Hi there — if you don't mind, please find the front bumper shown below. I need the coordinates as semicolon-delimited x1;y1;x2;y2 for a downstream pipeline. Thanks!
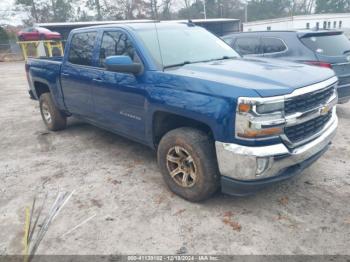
216;114;338;196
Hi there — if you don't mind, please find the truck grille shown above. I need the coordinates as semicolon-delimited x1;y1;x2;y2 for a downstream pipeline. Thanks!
285;111;332;144
284;85;335;115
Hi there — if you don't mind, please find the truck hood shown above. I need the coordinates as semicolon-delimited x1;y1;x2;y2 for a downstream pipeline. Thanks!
167;58;335;97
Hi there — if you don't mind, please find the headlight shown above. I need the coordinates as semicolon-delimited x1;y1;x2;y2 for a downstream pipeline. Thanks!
235;97;285;140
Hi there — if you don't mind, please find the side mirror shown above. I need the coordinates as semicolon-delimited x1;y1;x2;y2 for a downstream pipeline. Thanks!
105;55;142;74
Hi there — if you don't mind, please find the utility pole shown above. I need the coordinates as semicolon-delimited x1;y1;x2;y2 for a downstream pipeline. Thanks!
203;0;207;19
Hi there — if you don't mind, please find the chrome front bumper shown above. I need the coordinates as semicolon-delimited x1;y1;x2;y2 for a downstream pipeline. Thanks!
215;113;338;181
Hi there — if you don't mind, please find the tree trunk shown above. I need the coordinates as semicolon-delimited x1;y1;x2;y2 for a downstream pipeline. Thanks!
31;0;39;22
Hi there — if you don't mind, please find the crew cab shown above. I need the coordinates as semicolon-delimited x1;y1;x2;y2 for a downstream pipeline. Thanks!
25;22;338;201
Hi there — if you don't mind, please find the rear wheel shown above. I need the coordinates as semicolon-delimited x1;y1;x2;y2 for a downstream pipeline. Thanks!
39;93;67;131
157;127;220;202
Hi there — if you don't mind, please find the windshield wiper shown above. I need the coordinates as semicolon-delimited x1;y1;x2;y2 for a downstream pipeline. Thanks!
163;61;192;69
217;55;236;60
197;56;237;63
163;56;236;69
343;50;350;54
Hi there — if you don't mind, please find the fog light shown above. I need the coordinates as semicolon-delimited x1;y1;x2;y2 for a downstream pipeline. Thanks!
256;157;271;177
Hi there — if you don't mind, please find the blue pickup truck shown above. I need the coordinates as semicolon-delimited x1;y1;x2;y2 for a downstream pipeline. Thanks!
26;22;338;201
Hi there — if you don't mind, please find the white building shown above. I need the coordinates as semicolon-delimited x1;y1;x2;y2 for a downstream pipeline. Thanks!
243;13;350;32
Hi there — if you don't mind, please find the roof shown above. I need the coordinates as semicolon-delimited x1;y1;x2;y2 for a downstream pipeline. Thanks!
73;21;202;32
223;29;344;38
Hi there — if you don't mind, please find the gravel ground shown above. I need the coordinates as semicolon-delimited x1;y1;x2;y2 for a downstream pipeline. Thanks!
0;61;350;255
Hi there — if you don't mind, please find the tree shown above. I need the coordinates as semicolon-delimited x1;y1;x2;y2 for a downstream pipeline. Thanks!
15;0;40;22
247;0;293;21
293;0;316;14
160;0;173;20
15;0;72;23
315;0;350;13
52;0;73;22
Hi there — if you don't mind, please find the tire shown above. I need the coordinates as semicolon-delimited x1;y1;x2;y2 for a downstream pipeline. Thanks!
39;93;67;131
157;127;220;202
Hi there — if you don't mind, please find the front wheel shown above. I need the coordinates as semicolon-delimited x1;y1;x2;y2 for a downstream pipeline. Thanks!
39;93;67;131
157;127;220;202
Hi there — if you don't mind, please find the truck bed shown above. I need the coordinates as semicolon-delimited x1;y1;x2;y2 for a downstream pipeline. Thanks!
26;56;65;109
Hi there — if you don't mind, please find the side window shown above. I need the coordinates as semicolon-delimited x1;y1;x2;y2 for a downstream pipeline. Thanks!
99;31;138;67
233;37;261;55
262;37;287;54
68;32;97;66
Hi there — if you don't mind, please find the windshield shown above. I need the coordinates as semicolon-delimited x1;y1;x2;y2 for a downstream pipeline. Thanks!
300;33;350;56
137;25;239;69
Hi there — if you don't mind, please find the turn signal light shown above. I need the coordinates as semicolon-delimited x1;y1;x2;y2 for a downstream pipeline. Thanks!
238;127;283;138
238;103;251;113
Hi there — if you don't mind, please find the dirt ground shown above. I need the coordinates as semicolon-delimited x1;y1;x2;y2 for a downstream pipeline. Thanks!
0;61;350;256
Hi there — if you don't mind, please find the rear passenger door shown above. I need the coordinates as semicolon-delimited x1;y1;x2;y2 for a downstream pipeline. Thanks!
61;31;100;119
262;37;288;58
233;37;262;57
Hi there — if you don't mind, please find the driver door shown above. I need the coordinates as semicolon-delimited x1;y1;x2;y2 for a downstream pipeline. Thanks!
92;30;147;141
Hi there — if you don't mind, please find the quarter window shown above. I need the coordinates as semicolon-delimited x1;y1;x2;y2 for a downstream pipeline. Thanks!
262;37;287;54
99;31;138;67
234;37;261;55
68;32;97;66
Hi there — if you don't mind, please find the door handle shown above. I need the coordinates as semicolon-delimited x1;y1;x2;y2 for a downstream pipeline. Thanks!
61;72;70;77
93;78;103;82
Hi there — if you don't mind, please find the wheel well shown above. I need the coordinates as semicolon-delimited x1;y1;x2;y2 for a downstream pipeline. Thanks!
34;81;50;98
153;112;213;147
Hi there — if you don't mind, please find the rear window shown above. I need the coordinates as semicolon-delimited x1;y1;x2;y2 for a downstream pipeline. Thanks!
300;33;350;56
68;32;97;66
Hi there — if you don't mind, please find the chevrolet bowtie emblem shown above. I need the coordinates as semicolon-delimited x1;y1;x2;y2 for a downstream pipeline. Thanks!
320;104;331;115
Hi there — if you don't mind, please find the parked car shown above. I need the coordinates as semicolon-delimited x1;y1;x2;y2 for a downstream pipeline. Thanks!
18;27;61;41
222;30;350;103
25;22;338;201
